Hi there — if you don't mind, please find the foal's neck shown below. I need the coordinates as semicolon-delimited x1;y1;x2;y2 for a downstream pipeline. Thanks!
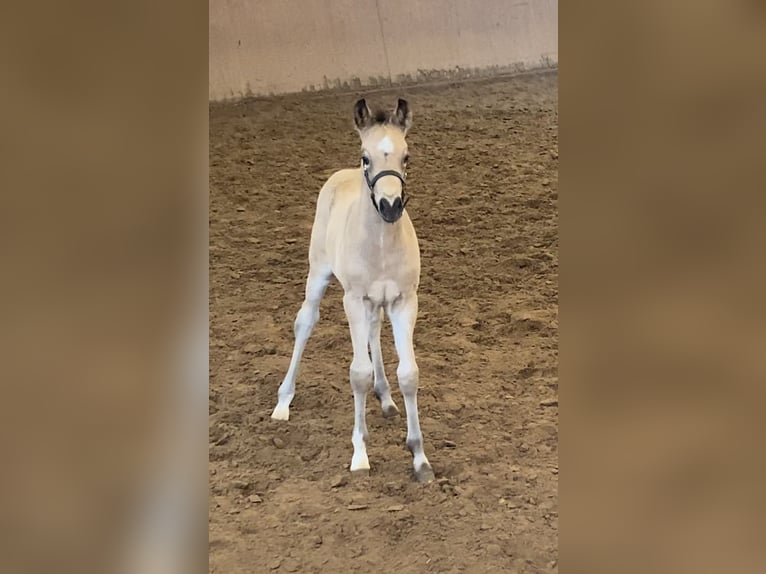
354;179;402;254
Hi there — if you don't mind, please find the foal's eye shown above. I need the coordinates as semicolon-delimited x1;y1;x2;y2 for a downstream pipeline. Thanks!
361;156;370;167
403;154;410;165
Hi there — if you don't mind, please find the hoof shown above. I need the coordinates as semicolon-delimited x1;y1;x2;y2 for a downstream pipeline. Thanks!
350;468;370;479
381;402;400;419
414;464;435;483
271;404;289;421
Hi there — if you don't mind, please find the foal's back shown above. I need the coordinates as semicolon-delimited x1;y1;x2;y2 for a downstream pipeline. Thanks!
307;168;359;268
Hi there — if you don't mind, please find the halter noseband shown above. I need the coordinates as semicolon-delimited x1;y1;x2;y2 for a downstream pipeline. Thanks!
364;167;409;217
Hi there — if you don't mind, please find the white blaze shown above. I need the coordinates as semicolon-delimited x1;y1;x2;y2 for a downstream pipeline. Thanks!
377;135;394;154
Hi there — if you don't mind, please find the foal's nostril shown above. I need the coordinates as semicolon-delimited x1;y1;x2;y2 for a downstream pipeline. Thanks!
377;197;403;221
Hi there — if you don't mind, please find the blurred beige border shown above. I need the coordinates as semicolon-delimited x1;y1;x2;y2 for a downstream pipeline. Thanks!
561;0;766;572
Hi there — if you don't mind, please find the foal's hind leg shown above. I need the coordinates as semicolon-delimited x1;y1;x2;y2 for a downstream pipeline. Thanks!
271;265;331;421
369;308;400;418
389;293;434;482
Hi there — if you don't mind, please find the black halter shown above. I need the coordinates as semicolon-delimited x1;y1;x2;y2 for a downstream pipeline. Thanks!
364;167;409;216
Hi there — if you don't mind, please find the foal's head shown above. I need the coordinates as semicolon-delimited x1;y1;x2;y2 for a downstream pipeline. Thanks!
353;98;412;223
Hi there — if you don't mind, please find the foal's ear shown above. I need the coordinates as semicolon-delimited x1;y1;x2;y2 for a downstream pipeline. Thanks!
393;98;413;133
353;98;372;131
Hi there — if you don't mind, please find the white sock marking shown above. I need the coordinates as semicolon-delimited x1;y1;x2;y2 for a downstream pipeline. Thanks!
350;428;370;470
271;403;290;421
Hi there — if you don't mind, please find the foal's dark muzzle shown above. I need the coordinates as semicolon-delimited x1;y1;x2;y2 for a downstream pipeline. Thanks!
378;196;404;223
365;168;409;223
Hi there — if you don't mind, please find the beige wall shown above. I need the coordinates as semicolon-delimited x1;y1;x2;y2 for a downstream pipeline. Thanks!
209;0;558;100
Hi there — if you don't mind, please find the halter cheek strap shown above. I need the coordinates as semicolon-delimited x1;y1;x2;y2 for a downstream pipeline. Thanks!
364;168;409;214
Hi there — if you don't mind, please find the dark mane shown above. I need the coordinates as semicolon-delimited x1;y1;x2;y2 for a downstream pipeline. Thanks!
372;109;393;124
353;98;410;131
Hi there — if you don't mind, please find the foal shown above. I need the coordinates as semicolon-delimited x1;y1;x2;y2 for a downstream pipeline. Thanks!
270;98;434;483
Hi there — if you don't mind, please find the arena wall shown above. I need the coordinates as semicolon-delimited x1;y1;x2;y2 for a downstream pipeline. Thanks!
209;0;558;100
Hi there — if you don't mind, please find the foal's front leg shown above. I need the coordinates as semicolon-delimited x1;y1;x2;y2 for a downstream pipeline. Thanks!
389;293;434;482
343;293;374;474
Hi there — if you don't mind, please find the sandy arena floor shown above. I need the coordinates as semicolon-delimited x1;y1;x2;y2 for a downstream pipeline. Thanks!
210;70;558;573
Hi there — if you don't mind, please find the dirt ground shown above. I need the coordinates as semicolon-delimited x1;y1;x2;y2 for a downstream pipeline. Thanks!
209;70;558;573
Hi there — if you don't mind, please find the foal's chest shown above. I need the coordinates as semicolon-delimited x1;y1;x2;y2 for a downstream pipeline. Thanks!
364;279;405;307
338;259;419;307
334;215;420;305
